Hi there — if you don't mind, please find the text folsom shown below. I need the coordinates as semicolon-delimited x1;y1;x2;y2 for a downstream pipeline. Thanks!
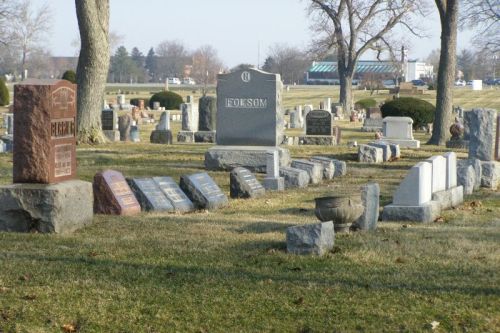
225;98;267;109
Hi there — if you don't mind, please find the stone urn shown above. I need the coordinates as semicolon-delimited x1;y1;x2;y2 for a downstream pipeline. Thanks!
314;194;364;233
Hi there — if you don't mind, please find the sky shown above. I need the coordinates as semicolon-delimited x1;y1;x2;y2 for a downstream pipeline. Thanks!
33;0;474;67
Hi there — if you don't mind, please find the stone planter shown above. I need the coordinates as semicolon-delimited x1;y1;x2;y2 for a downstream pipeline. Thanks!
314;194;364;233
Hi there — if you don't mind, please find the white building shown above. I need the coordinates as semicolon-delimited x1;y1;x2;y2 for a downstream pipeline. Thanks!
404;61;434;82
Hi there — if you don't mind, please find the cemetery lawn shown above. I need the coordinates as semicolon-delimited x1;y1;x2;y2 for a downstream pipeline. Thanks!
0;86;499;332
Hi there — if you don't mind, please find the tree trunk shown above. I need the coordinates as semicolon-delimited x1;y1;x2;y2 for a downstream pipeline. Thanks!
428;0;458;145
75;0;110;144
338;64;353;116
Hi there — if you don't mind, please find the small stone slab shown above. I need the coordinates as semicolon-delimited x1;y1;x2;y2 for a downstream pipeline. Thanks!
286;222;334;256
103;130;120;142
93;170;141;215
180;172;228;210
367;142;392;161
298;136;336;146
393;162;432;206
480;161;500;189
150;130;173;144
382;201;441;223
468;109;496;161
205;146;291;172
0;180;93;234
291;159;323;184
443;152;457;189
152;177;195;213
423;156;447;193
457;163;475;195
433;186;464;210
127;178;174;212
229;167;265;199
358;144;383;164
177;131;195;143
309;156;335;180
194;131;216;143
279;166;310;188
263;177;285;191
388;143;401;159
354;183;380;231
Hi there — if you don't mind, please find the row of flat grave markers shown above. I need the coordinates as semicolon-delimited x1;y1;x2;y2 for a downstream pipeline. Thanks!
93;170;230;215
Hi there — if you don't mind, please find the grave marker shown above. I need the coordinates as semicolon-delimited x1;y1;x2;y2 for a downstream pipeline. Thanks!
180;172;228;209
93;170;141;215
306;110;332;136
127;178;174;212
229;167;265;198
152;177;194;213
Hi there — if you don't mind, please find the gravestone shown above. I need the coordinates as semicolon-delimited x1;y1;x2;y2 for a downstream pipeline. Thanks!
152;177;194;213
4;113;13;135
205;68;290;170
181;102;198;132
102;109;119;142
180;172;228;210
378;117;420;148
130;121;140;142
196;96;217;143
229;167;265;198
13;79;77;184
127;178;174;212
279;166;310;188
367;107;382;119
299;110;335;145
117;94;126;106
93;169;141;215
263;150;284;191
150;111;173;144
358;145;383;164
286;222;334;256
118;114;132;141
354;183;380;231
291;159;323;184
443;152;457;189
152;101;160;110
367;142;392;162
309;156;335;180
138;99;145;110
468;108;496;161
423;156;447;194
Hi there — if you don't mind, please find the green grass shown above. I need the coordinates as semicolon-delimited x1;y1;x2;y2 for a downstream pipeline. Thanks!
0;87;499;332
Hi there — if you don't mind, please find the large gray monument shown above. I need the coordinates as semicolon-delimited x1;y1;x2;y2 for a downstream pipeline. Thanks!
205;68;290;172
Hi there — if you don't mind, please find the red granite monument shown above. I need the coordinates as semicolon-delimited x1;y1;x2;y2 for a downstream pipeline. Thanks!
13;79;77;184
93;169;141;215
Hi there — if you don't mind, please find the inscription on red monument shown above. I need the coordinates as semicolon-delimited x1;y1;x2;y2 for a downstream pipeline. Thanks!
13;79;77;184
93;170;141;215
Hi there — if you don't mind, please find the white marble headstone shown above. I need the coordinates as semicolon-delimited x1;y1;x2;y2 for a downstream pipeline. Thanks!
443;152;457;189
423;155;447;193
266;150;279;178
393;162;432;206
383;117;414;140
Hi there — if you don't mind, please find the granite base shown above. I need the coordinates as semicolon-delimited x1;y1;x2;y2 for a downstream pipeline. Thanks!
382;201;441;223
205;146;291;172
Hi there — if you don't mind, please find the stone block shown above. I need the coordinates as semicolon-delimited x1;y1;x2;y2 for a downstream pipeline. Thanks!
367;142;392;161
103;130;120;142
376;138;420;148
382;201;441;223
423;156;447;193
468;108;496;161
309;156;334;180
458;159;482;191
152;177;194;213
177;131;195;143
332;159;347;176
354;183;380;231
286;222;334;256
198;96;216;131
389;144;401;159
0;180;93;233
393;162;432;206
298;136;336;146
194;131;216;143
480;161;500;189
127;178;174;212
205;146;291;172
230;167;265;199
432;186;464;210
457;164;475;195
291;159;323;184
358;144;383;164
279;166;310;188
180;172;228;210
443;152;457;189
93;170;141;216
150;130;173;144
263;177;284;191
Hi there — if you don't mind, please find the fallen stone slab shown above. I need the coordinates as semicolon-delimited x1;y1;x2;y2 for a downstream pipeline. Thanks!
432;186;464;210
286;222;334;256
291;159;323;184
481;161;500;189
309;156;335;180
279;166;310;188
230;167;266;199
358;144;383;164
367;142;392;162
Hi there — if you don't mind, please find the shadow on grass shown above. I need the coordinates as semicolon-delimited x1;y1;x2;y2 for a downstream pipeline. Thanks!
235;222;295;234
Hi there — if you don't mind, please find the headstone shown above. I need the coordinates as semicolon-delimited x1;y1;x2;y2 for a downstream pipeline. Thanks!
118;114;132;141
309;156;334;180
286;222;334;256
443;152;457;189
279;166;310;188
101;109;117;130
291;159;322;184
13;79;77;184
333;126;342;145
457;158;482;191
152;177;194;213
324;98;331;112
457;163;475;195
127;178;174;212
229;167;265;198
117;94;126;106
156;111;170;131
180;172;228;210
306;110;332;136
130;121;140;142
367;142;392;162
354;183;380;231
263;150;284;191
215;68;283;146
379;116;420;148
93;170;141;215
198;96;217;131
480;161;500;189
181;102;199;132
393;162;432;206
468;108;496;161
177;131;195;143
4;113;14;135
358;145;383;164
150;111;173;144
303;105;313;117
153;101;160;110
423;156;447;193
367;107;382;119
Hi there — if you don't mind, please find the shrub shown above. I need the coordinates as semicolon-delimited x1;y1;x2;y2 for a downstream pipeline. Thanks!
354;98;377;110
61;70;77;84
0;78;9;106
130;98;150;108
149;91;183;109
381;97;435;128
427;83;435;90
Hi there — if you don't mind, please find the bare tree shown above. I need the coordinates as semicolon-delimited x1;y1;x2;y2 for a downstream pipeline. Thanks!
428;0;459;145
309;0;423;114
0;0;18;45
266;43;310;84
460;0;499;53
75;0;110;144
155;40;190;79
10;0;52;79
191;45;223;92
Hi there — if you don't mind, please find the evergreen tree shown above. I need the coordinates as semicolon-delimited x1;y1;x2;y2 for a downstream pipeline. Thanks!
145;47;157;82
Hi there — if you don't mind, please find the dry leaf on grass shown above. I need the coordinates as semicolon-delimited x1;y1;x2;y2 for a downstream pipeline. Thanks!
395;257;406;264
293;297;304;305
435;216;445;223
61;323;77;333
